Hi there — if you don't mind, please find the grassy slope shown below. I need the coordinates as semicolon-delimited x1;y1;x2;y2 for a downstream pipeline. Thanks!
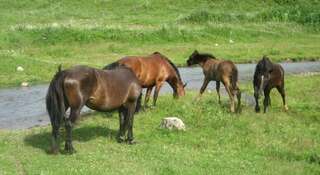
0;0;320;87
0;75;319;175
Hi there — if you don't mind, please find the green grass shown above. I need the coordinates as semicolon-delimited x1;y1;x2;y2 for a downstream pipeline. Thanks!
0;74;319;174
0;0;320;87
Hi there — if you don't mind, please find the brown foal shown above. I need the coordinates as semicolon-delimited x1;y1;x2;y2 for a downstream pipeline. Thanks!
253;56;288;113
187;50;241;113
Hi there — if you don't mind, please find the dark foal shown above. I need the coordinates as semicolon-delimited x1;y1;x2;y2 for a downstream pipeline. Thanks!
104;52;186;108
187;50;241;113
253;56;288;113
46;65;142;154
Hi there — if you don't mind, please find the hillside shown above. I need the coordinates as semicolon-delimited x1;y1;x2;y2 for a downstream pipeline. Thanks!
0;0;320;86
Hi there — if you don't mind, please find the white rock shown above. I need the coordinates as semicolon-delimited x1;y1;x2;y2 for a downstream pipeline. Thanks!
21;82;29;87
215;43;219;46
229;39;234;43
16;66;24;72
160;117;185;131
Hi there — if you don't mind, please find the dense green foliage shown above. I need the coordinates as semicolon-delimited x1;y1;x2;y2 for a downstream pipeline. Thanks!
0;75;319;174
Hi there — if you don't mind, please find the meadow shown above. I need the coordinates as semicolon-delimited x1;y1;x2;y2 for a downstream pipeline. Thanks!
0;74;319;174
0;0;320;87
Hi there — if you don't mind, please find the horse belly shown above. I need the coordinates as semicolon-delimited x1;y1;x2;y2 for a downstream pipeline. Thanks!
86;96;123;111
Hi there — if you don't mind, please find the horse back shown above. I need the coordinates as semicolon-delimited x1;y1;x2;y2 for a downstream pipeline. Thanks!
87;68;141;111
63;66;98;108
118;55;171;87
270;63;285;85
204;59;237;81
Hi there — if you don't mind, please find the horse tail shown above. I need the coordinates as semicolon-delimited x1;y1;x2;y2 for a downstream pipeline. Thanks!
103;62;120;70
46;65;66;131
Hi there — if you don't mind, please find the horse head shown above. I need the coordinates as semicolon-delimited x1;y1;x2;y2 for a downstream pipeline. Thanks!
187;50;200;66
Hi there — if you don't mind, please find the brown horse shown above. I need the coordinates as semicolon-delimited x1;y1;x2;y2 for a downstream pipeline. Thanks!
186;50;241;113
46;65;142;154
104;52;186;108
253;56;288;113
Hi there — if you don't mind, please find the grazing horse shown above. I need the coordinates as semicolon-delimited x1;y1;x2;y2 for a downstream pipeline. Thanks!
253;56;288;113
104;52;186;108
186;50;241;113
46;65;142;154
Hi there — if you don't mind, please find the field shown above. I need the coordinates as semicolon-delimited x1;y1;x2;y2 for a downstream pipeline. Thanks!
0;74;319;174
0;0;320;87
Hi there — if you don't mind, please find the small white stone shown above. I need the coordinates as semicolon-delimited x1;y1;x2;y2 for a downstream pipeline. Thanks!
21;82;29;87
215;43;219;46
16;66;24;72
160;117;185;131
229;39;234;44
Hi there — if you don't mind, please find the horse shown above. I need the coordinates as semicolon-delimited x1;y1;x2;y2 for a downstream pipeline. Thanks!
186;50;241;113
253;56;288;113
104;52;186;108
46;65;142;154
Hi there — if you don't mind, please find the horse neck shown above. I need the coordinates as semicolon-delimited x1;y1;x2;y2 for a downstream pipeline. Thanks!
167;75;181;91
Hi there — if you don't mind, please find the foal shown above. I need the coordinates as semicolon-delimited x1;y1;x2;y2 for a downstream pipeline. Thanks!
187;50;241;113
253;56;288;113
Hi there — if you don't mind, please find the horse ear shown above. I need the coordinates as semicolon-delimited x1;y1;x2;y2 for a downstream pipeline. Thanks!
262;55;269;61
58;64;62;72
194;50;199;54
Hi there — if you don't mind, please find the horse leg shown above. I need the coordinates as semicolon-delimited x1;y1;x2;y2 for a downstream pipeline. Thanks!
117;107;127;143
222;80;235;112
135;93;142;113
144;87;153;108
51;122;60;154
153;82;163;106
64;107;80;153
276;85;288;111
234;87;242;113
216;81;221;104
126;101;137;144
263;87;271;113
254;87;260;112
198;78;210;99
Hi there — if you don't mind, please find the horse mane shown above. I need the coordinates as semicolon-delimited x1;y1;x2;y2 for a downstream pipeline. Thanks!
153;52;182;82
103;62;120;70
197;53;216;59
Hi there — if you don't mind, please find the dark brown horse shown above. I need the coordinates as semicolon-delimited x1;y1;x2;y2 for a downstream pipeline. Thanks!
253;56;288;113
46;65;142;154
104;52;186;108
187;50;241;113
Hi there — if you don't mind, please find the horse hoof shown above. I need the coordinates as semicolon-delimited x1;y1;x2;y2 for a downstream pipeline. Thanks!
64;144;76;154
127;140;137;145
48;147;59;155
284;105;289;111
117;136;126;143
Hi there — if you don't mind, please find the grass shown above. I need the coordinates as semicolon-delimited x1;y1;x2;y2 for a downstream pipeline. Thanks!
0;0;320;87
0;74;319;174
